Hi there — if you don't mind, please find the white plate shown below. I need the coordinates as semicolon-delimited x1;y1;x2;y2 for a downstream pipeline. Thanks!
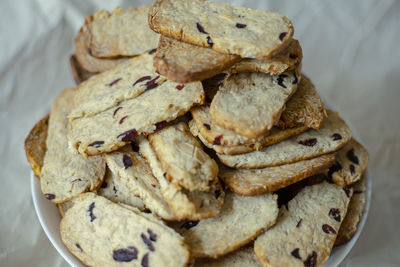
31;168;371;267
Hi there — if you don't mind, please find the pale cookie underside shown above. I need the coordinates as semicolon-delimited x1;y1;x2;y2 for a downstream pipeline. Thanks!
254;181;352;267
170;191;278;258
40;88;106;203
210;70;299;138
220;153;336;196
149;0;293;58
148;122;218;191
218;110;351;169
60;193;190;267
196;245;261;267
70;55;95;85
24;114;49;178
84;6;159;57
154;36;240;83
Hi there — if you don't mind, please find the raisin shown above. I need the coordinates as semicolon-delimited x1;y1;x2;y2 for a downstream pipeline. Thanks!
296;219;303;228
88;202;96;222
213;135;223;145
145;76;160;90
113;247;138;262
277;74;287;88
298;138;317;147
75;243;83;252
346;149;359;164
304;251;317;267
101;181;108;188
141;233;155;252
131;142;139;153
141;253;149;267
329;208;341;222
117;129;138;142
343;186;351;198
236;23;247;28
44;193;55;200
350;164;355;174
133;76;151;86
289;53;297;59
123;154;133;169
331;133;342;140
203;123;211;130
147;229;157;242
328;161;342;178
291;248;301;259
176;84;184;90
196;22;208;34
292;73;298;84
279;32;287;41
322;224;336;234
155;121;167;131
207;36;213;47
108;78;122;87
119;116;128;124
181;220;199;229
88;141;104;148
148;48;157;54
113;107;123;117
215;189;221;199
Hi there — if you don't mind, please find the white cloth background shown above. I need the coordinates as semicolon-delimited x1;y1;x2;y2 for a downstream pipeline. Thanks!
1;0;399;266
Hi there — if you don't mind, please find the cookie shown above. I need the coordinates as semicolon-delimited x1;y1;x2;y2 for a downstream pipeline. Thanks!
170;191;278;258
149;0;293;59
196;245;261;267
335;176;367;245
220;153;335;196
75;29;128;73
139;136;224;220
218;110;351;169
60;193;190;267
24;114;49;178
83;6;159;58
70;55;95;85
148;122;218;191
190;106;308;152
154;36;240;83
254;181;353;267
210;69;300;138
227;39;302;75
326;139;369;187
40;88;106;203
278;75;327;130
103;145;177;220
69;74;204;156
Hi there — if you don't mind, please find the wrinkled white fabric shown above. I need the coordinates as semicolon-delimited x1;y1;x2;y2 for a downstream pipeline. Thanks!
0;0;399;266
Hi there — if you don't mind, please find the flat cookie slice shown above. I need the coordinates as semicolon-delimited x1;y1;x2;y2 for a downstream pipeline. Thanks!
218;110;351;169
170;191;278;258
335;176;367;245
149;0;293;59
254;181;352;267
220;153;335;196
69;77;204;156
139;136;224;220
196;246;261;267
60;193;190;267
83;6;159;58
278;75;326;130
75;29;129;73
70;55;95;85
24;114;49;178
103;145;176;220
154;36;240;83
148;122;218;191
210;70;299;138
326;139;369;187
40;88;106;203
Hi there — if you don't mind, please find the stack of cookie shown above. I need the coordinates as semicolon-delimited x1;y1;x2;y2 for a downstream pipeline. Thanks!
25;0;370;266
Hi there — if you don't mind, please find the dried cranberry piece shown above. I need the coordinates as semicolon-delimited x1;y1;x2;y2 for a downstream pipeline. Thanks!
329;208;341;222
350;164;355;174
196;22;208;34
147;229;157;242
203;123;211;130
213;135;223;145
119;116;128;124
141;253;149;267
277;74;287;88
289;53;298;59
113;107;123;117
215;189;221;199
343;186;351;197
331;133;342;140
88;141;104;148
72;178;82;183
176;84;184;90
141;233;155;252
75;243;83;252
88;202;96;222
322;224;336;234
148;48;157;54
291;248;301;259
304;251;317;267
108;78;122;87
207;36;214;47
236;23;247;28
346;149;359;164
123;154;133;169
296;219;303;228
44;193;56;200
131;142;139;153
298;138;317;147
117;129;138;142
133;76;151;86
279;32;287;41
101;181;108;188
113;186;118;194
155;121;167;131
113;247;138;262
145;76;160;90
181;220;199;229
328;161;342;178
292;73;298;84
